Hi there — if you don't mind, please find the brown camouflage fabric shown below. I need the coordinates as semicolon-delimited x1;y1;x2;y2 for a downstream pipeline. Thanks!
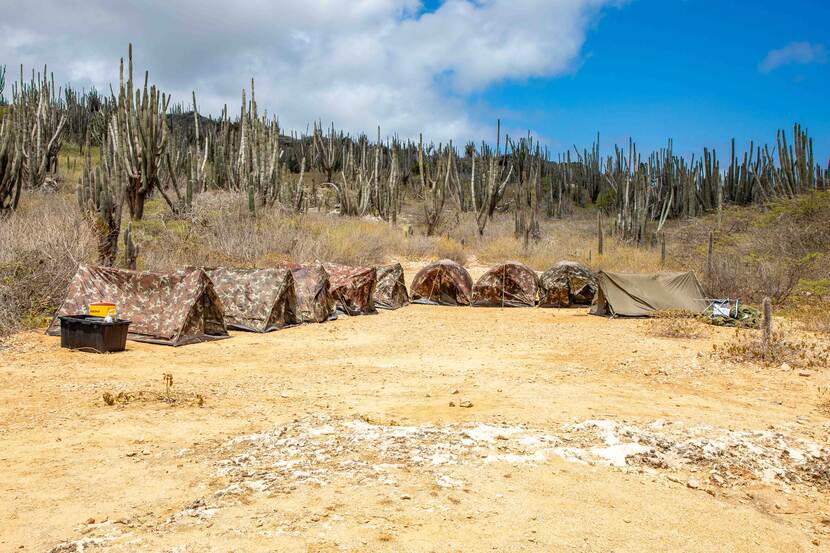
205;267;297;332
539;260;597;308
323;262;377;315
410;259;473;306
284;263;337;323
47;265;228;346
373;263;409;310
472;262;539;307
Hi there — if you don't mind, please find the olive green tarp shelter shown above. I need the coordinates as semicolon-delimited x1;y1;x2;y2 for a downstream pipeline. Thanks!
589;271;706;317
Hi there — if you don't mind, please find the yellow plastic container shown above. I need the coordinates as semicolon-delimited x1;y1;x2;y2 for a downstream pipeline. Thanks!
88;302;117;317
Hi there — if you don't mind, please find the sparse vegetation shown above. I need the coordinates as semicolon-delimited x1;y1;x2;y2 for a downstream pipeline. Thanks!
714;325;830;370
0;44;828;346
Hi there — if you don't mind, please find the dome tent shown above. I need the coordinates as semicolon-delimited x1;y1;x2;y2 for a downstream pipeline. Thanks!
539;260;598;308
324;262;377;315
410;259;473;306
373;263;410;310
472;262;539;307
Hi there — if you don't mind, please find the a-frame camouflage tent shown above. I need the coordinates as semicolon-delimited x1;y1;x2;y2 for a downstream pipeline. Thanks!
205;267;297;332
472;262;539;307
48;265;228;346
589;271;706;317
324;262;377;315
539;261;597;308
285;263;336;323
373;263;409;310
410;259;473;306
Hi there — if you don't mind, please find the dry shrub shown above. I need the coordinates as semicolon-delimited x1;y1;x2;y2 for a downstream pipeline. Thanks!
714;326;830;370
703;192;830;303
0;194;95;336
646;311;705;339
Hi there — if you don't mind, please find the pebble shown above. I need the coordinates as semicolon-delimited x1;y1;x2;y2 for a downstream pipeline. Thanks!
686;478;700;489
459;400;473;408
401;494;412;500
448;401;456;407
798;371;812;377
451;389;460;395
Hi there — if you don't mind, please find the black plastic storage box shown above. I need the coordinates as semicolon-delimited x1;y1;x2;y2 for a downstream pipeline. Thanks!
58;315;131;353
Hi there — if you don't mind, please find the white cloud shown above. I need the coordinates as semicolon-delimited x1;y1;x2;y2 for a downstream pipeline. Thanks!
759;41;827;74
0;0;617;141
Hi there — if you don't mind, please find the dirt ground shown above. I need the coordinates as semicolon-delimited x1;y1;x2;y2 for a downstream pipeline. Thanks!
1;265;829;552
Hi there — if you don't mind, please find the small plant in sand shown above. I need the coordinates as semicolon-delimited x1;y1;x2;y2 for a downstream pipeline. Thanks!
163;372;173;401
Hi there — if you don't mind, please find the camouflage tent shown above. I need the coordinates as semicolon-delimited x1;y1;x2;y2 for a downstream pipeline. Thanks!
205;267;297;332
373;263;409;310
590;271;706;317
539;261;598;308
48;265;228;346
410;259;473;306
285;263;337;323
472;262;539;307
324;262;377;315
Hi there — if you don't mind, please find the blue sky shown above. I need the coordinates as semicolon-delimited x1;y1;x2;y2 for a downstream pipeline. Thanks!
1;0;827;161
469;0;829;159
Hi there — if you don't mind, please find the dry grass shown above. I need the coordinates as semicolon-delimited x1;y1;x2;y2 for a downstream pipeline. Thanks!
713;325;830;370
646;311;706;339
0;193;95;336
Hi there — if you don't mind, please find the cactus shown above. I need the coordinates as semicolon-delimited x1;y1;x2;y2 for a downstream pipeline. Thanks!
0;114;24;216
11;65;66;190
597;210;603;256
0;65;5;105
471;120;512;236
109;44;170;220
418;135;451;236
123;222;139;270
761;297;773;357
77;138;126;266
510;135;541;248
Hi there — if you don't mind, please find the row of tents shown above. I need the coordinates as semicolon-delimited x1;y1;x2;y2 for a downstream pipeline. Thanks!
47;259;706;346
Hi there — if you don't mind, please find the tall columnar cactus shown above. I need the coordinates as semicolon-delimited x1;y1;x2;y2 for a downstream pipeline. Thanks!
418;135;451;236
470;121;512;236
109;44;170;220
510;136;541;248
0;65;6;105
77;139;126;266
11;66;66;190
0;115;24;216
333;134;376;216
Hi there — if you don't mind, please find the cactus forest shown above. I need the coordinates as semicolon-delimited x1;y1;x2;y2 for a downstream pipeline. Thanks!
0;47;827;267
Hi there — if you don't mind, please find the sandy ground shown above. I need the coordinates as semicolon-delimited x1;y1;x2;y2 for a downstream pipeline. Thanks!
1;266;829;552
